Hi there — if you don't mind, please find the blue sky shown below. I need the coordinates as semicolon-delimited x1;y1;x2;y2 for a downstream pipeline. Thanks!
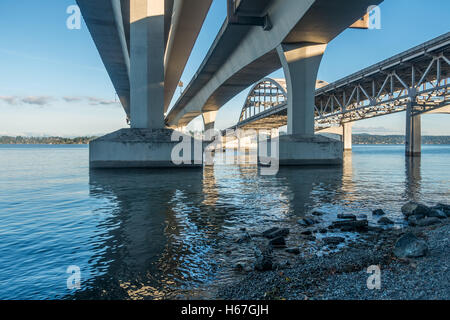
0;0;449;137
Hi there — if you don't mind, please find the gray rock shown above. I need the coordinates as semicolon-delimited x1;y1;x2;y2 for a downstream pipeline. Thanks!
372;209;386;216
337;214;357;220
264;228;289;239
401;202;431;218
434;203;450;216
378;217;394;225
311;209;325;216
393;233;428;258
407;215;418;226
269;236;286;247
428;209;447;219
416;217;442;227
286;247;300;254
330;219;368;231
236;232;252;243
297;218;316;226
254;246;273;271
323;237;345;245
262;227;279;237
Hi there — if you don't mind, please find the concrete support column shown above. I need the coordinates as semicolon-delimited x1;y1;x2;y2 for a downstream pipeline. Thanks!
405;103;421;156
202;111;218;132
343;123;352;151
130;0;165;129
277;43;327;135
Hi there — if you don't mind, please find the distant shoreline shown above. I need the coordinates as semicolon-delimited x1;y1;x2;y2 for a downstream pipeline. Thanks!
0;135;449;145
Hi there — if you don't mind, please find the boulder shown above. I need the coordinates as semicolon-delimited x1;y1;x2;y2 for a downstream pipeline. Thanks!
236;232;252;243
372;209;386;216
262;227;279;237
286;247;300;255
330;219;368;231
323;237;345;245
434;203;450;216
393;233;428;258
269;236;286;247
427;209;447;219
378;217;394;225
264;228;289;239
337;214;357;220
401;202;431;218
254;246;274;271
297;218;316;227
311;209;326;216
416;217;442;227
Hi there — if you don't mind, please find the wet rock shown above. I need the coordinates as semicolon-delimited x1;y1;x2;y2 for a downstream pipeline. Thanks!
269;236;286;247
416;217;442;227
264;228;289;239
407;215;418;226
301;230;312;236
337;214;357;220
234;263;244;271
367;226;384;233
372;209;386;216
236;232;252;244
286;247;300;255
319;228;328;234
323;237;345;245
330;219;368;232
311;209;325;216
262;227;279;237
254;246;273;271
378;217;394;225
401;202;431;218
433;203;450;216
428;209;447;219
393;233;428;258
297;218;317;226
303;235;316;242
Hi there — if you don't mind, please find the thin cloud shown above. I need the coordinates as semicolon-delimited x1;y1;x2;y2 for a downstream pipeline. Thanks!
62;96;83;103
21;96;53;106
87;97;119;106
0;96;18;105
0;95;121;108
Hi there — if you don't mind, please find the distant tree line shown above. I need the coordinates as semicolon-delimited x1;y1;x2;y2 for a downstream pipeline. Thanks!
0;136;96;145
0;134;449;145
352;134;450;145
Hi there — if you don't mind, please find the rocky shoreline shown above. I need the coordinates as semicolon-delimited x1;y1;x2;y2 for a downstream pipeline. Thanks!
213;202;450;300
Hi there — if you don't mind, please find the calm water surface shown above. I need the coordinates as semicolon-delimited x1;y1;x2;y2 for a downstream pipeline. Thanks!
0;144;449;299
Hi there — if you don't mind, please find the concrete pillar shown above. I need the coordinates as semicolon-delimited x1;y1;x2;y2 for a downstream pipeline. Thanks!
202;111;217;132
343;123;352;151
130;0;165;129
405;103;421;156
277;43;327;135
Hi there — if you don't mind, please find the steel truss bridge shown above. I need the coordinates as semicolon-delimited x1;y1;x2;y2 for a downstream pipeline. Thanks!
233;32;450;131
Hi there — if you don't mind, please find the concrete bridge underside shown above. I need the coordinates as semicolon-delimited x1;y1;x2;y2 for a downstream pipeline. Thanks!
80;0;382;168
232;32;450;156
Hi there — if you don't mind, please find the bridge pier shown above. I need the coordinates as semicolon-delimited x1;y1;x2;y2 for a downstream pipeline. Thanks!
405;103;421;157
343;123;352;151
90;0;202;168
274;43;342;165
203;111;218;132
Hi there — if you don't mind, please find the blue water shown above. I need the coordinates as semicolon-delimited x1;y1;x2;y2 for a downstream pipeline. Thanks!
0;144;449;299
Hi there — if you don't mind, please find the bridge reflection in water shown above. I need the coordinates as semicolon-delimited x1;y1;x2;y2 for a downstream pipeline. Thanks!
69;149;429;299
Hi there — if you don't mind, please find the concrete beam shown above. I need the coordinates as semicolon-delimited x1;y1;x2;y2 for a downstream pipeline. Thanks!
130;0;165;129
166;0;382;128
164;0;212;112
